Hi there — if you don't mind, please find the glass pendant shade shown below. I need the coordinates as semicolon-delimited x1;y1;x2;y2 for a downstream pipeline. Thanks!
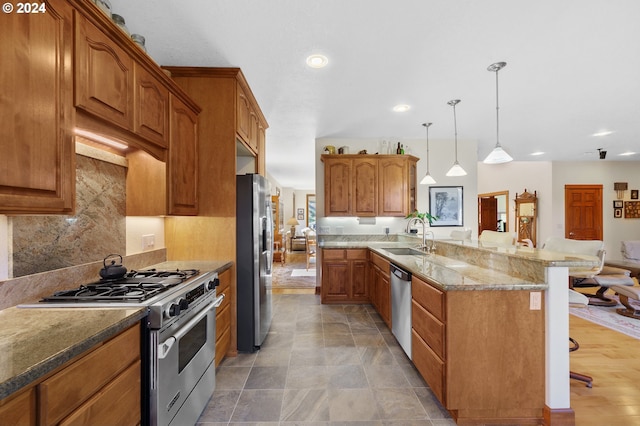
446;100;467;177
483;62;513;164
420;122;436;185
446;162;467;177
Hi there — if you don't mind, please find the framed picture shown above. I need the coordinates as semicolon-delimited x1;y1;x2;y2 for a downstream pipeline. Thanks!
429;186;463;227
632;190;639;200
613;200;624;208
625;201;640;218
297;208;304;215
297;214;304;220
614;208;623;218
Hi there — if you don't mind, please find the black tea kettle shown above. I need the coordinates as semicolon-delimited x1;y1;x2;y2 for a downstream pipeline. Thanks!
99;254;128;280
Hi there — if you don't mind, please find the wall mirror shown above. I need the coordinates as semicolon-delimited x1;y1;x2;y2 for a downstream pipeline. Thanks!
306;194;316;229
515;189;537;247
478;191;509;236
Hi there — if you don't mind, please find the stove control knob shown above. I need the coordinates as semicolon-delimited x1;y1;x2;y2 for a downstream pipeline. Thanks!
168;303;180;317
208;278;220;290
178;298;189;311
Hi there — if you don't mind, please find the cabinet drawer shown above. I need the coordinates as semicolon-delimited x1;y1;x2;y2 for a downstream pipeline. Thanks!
346;249;368;260
412;330;445;404
323;249;346;260
39;325;140;425
412;300;445;359
370;252;390;274
412;275;445;321
59;360;141;426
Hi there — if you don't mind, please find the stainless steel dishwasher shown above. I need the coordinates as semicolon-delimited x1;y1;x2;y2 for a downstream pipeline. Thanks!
390;263;412;359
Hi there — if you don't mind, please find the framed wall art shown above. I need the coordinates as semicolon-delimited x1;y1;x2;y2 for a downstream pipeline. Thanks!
624;201;640;218
614;208;623;218
632;189;639;200
614;200;624;208
429;186;463;227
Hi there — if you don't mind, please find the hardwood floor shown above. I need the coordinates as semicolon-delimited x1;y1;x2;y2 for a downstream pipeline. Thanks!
272;257;640;425
570;314;640;425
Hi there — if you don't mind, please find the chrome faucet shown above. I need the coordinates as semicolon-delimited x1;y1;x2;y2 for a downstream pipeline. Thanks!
406;217;436;253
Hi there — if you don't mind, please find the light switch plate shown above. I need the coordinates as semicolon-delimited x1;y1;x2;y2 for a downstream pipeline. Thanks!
142;234;155;251
530;292;541;310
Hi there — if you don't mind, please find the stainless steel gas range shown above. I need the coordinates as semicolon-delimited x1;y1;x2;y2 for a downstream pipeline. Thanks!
23;261;225;426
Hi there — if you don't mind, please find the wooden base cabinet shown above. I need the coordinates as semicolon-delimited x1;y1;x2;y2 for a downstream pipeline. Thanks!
0;324;141;426
215;267;232;367
411;275;545;424
369;252;391;327
321;249;368;303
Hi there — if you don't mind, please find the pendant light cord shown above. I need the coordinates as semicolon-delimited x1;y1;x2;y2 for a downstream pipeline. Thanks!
495;68;500;147
453;103;459;161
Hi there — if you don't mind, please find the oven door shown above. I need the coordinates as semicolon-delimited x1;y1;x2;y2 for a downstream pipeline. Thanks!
152;295;223;426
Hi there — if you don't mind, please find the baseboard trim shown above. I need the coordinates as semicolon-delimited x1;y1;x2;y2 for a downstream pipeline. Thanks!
543;405;575;426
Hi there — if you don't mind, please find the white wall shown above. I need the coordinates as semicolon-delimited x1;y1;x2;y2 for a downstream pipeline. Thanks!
315;137;478;239
478;161;553;246
551;161;640;256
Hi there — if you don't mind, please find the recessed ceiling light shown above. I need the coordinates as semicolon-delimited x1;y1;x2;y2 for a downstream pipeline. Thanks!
591;130;614;137
529;151;545;156
393;104;411;112
306;54;328;68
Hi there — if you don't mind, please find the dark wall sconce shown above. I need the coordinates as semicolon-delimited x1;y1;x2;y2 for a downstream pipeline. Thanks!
614;182;628;199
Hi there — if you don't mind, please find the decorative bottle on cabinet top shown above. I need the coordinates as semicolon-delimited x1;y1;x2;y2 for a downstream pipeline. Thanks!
396;142;401;154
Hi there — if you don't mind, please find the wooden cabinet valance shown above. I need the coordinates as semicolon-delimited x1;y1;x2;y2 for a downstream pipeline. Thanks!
322;154;418;217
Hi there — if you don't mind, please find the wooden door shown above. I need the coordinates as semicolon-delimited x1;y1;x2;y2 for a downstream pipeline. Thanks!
0;0;75;214
352;158;377;216
565;185;603;240
379;157;407;216
324;158;352;216
133;63;169;148
167;94;198;215
478;196;498;235
75;14;134;130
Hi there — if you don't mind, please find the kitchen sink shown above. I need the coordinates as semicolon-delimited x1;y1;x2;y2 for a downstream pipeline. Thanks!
382;247;427;256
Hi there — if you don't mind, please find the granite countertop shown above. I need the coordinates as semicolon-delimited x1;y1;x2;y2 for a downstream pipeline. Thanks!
319;239;599;291
144;260;233;275
0;306;147;400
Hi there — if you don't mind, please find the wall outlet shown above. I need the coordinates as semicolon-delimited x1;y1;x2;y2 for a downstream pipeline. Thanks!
142;234;155;251
384;227;390;236
530;292;542;310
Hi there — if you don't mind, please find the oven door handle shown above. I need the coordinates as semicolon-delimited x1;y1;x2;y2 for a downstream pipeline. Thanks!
213;294;225;308
157;298;218;359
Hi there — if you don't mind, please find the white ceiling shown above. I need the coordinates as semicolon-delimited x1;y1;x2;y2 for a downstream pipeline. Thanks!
109;0;640;189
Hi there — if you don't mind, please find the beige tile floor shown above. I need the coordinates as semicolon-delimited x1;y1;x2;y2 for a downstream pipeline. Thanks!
197;293;455;425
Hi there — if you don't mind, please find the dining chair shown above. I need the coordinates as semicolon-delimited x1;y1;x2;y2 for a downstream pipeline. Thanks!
305;230;316;270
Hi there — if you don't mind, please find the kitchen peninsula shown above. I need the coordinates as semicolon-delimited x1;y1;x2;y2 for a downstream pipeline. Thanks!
318;235;599;425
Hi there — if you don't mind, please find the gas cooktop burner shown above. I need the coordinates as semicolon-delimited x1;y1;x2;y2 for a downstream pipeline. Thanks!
40;268;200;303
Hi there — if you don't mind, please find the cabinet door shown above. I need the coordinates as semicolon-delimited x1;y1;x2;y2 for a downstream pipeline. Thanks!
351;260;369;301
0;0;75;214
352;158;378;217
0;387;36;426
236;83;252;143
324;158;352;216
377;269;391;326
167;94;198;215
75;13;134;130
248;110;259;152
134;63;169;148
379;157;408;216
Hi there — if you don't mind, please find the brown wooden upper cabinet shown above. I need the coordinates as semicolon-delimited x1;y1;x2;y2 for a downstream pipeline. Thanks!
322;154;418;217
236;81;262;155
0;0;75;214
2;0;201;215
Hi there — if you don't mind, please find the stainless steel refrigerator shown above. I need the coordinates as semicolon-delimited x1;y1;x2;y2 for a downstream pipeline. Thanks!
236;174;273;352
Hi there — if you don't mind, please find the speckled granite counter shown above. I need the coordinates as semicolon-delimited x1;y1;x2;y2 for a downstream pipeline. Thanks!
144;260;233;274
0;306;147;400
319;237;600;291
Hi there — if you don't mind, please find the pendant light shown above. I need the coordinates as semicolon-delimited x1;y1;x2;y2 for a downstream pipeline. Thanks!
483;62;513;164
446;99;467;177
420;122;436;184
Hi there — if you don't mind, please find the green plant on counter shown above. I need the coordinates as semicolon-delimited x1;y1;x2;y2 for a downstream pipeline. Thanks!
405;210;438;225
